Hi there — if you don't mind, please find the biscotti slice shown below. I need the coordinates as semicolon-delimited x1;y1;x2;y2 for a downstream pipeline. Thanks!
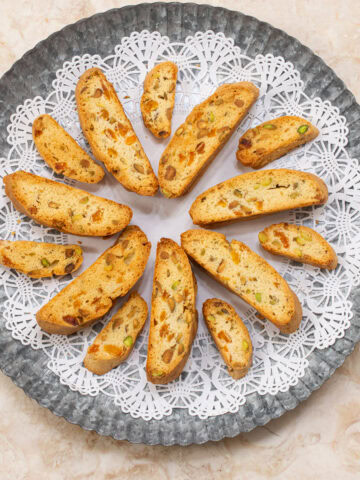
259;223;338;270
237;116;319;169
140;62;178;138
3;170;132;236
32;114;105;183
181;229;302;334
76;68;158;196
189;169;328;226
158;82;259;198
36;226;151;335
146;238;198;384
203;299;252;379
0;240;83;278
84;292;148;375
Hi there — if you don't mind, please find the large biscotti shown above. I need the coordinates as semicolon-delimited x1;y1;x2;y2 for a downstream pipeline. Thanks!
158;82;259;198
84;292;148;375
76;67;158;196
3;170;132;236
181;229;302;334
140;62;178;138
146;238;198;384
259;222;338;270
189;169;328;226
36;226;151;335
32;114;105;183
0;240;83;278
237;116;319;169
203;298;252;379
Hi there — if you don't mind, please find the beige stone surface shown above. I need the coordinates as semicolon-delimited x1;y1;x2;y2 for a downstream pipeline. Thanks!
0;1;359;478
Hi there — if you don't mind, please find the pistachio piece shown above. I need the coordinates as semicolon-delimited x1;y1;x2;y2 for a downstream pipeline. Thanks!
80;196;89;204
41;258;50;267
104;264;113;272
272;239;281;247
200;248;206;256
258;232;268;243
162;348;174;364
290;192;300;199
263;124;277;130
300;230;312;241
295;248;303;257
295;236;306;246
269;295;279;305
171;280;180;290
254;183;260;190
233;189;243;197
65;263;75;274
209;111;215;122
71;214;83;222
261;177;272;186
242;339;249;351
255;292;262;303
75;247;82;256
151;370;164;377
297;124;309;134
124;336;133;347
207;314;216;322
164;165;176;181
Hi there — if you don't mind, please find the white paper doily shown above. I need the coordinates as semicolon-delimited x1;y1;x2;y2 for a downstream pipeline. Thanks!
1;30;359;420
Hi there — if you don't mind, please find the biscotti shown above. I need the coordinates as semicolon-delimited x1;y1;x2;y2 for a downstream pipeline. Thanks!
203;298;252;379
189;169;328;226
32;114;105;183
140;62;178;138
3;170;132;236
146;238;198;384
181;229;302;334
76;68;158;196
84;292;148;375
237;116;319;169
259;223;338;270
158;82;259;198
0;240;83;278
36;226;151;335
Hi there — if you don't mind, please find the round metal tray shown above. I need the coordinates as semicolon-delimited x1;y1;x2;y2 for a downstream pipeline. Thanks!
0;2;359;445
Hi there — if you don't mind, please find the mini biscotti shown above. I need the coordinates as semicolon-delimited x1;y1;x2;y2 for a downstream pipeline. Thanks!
0;240;83;278
32;114;105;183
140;62;178;138
181;229;302;334
76;67;158;196
84;292;148;375
3;170;132;236
203;298;252;379
259;223;338;270
146;238;198;384
237;116;319;169
36;226;151;335
189;169;328;226
158;82;259;198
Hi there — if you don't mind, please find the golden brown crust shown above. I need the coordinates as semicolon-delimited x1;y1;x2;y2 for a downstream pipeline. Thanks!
36;226;151;335
189;169;328;226
146;238;198;384
236;116;319;169
141;62;178;138
84;292;148;375
259;222;338;270
158;82;259;198
181;229;303;334
32;114;105;183
0;240;83;278
3;170;132;237
203;299;252;379
76;67;158;196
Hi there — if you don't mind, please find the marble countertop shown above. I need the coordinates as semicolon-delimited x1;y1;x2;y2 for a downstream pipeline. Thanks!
0;1;359;478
